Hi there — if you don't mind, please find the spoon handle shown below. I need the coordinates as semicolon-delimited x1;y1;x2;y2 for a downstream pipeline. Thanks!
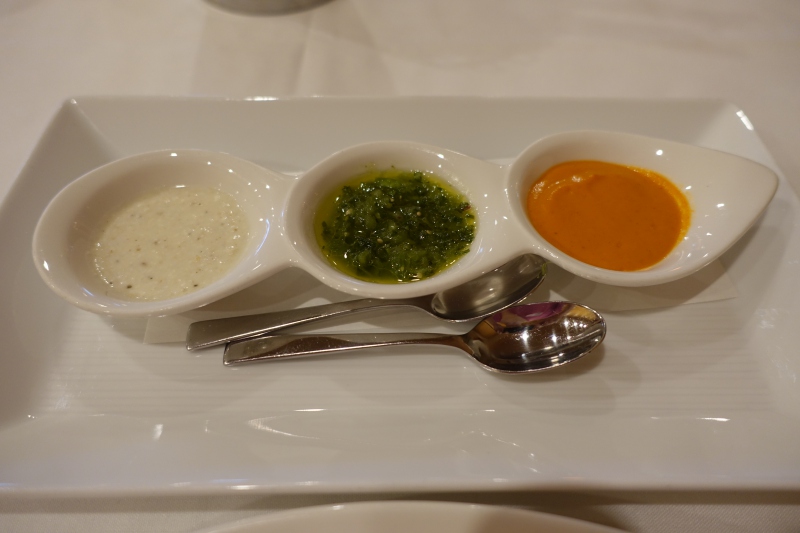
187;298;425;350
223;332;466;365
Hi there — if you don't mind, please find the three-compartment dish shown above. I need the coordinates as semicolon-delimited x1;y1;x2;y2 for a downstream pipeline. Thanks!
32;130;778;318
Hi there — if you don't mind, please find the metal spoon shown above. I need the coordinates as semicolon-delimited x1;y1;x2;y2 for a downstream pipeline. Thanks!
186;254;548;351
223;301;606;373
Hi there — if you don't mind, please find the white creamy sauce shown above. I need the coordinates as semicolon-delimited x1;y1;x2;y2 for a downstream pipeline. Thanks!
91;186;249;301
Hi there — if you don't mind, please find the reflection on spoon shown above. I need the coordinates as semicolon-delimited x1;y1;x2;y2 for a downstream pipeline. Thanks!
186;254;548;350
223;301;606;374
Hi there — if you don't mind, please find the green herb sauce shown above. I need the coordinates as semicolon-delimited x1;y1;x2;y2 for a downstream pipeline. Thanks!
315;168;476;283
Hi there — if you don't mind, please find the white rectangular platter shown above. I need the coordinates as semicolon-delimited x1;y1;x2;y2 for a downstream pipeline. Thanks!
1;97;798;494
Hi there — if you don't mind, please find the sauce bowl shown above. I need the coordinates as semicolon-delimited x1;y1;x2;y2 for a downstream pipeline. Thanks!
32;131;778;317
506;130;779;286
31;150;295;317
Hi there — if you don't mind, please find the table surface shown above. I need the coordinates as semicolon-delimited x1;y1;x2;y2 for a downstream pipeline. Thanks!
1;1;799;531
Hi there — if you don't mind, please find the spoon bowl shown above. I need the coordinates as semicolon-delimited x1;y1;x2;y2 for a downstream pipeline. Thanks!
223;301;607;374
467;301;605;373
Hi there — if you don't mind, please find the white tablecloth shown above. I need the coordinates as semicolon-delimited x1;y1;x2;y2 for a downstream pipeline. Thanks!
1;1;799;531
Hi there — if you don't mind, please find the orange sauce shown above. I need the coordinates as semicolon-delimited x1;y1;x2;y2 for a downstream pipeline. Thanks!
525;160;691;271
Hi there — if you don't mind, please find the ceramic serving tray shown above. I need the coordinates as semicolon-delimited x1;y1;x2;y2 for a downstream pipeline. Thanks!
0;96;798;494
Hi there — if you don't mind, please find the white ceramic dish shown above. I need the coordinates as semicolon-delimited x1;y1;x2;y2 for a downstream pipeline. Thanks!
32;130;776;317
1;97;799;494
196;501;623;533
31;149;287;317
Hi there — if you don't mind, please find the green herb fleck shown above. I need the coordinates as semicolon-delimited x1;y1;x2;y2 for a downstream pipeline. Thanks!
315;169;476;283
